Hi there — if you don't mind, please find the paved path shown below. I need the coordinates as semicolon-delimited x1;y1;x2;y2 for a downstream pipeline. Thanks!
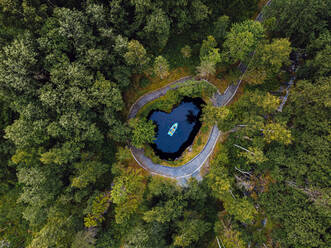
128;1;272;182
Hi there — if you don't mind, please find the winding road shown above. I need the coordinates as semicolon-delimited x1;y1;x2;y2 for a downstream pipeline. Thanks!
128;1;272;185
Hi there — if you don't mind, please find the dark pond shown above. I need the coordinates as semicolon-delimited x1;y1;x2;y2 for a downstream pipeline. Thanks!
148;97;205;160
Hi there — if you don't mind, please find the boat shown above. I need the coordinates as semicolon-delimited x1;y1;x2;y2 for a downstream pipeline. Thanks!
168;122;178;136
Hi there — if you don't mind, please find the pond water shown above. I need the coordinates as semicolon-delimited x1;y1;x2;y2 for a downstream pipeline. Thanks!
148;97;204;160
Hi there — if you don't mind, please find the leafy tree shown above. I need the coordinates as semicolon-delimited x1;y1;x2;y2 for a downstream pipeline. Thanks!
129;118;156;149
0;187;30;247
201;104;230;126
173;212;211;247
143;8;170;50
222;20;264;64
251;38;292;74
215;222;247;248
196;59;216;78
84;192;111;228
259;184;329;247
71;155;110;189
190;0;210;23
263;0;330;47
213;15;230;44
143;198;185;223
16;159;63;229
110;168;146;224
243;68;267;85
71;230;96;248
224;196;257;223
181;45;192;58
153;55;169;79
123;221;167;248
0;33;38;100
263;122;292;145
200;35;217;59
124;40;150;72
27;195;81;248
239;146;268;165
197;37;221;78
115;146;131;163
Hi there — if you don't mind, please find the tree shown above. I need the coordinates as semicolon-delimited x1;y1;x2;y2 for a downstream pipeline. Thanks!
110;168;146;224
0;33;38;99
143;8;170;50
254;38;292;74
124;40;150;72
129;118;156;149
173;213;210;247
197;37;221;78
71;156;110;189
239;146;268;165
181;45;191;58
263;122;292;145
200;35;217;59
71;230;96;248
215;222;246;248
213;15;230;44
27;195;80;248
201;104;230;126
84;192;111;228
153;56;169;79
243;68;267;85
223;197;257;223
259;184;328;247
196;59;216;78
190;0;210;23
222;20;264;64
263;0;330;47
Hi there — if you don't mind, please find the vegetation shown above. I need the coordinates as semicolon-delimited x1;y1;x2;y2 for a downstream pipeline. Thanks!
0;0;329;248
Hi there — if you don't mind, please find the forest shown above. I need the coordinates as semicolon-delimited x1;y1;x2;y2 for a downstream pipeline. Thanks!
0;0;330;247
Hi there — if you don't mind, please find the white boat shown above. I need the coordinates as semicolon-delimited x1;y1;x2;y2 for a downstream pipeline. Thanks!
168;123;178;136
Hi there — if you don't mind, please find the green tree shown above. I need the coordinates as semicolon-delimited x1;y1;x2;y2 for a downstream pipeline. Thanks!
216;222;246;248
143;8;170;50
153;56;169;79
181;45;192;58
173;213;211;247
200;35;217;59
124;40;150;72
71;155;110;189
129;118;156;149
201;104;230;126
213;15;230;44
84;192;111;228
0;33;38;100
224;196;257;223
254;38;292;74
263;0;330;47
71;230;96;248
196;59;216;78
110;168;146;224
222;20;264;64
